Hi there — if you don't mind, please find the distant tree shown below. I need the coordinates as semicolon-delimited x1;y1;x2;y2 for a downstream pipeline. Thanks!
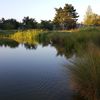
22;16;37;29
0;18;4;29
40;20;53;30
53;4;79;30
84;6;100;26
0;18;19;30
95;15;100;25
84;5;94;25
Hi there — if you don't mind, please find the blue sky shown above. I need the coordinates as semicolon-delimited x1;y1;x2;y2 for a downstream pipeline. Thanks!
0;0;99;22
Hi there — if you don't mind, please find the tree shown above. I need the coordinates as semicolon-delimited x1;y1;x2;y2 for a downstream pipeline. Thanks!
0;18;19;30
95;15;100;25
40;20;53;30
84;5;94;25
53;4;79;30
22;16;37;29
84;5;100;26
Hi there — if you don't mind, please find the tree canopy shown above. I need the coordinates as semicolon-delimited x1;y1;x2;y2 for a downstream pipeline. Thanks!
22;16;37;29
53;4;79;29
84;5;100;25
0;18;19;30
40;20;53;30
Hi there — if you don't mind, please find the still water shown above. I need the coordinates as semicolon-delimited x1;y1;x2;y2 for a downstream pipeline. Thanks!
0;43;73;100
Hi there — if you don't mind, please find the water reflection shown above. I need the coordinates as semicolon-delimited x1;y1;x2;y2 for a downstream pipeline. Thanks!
24;43;37;49
0;38;19;48
0;32;72;100
0;31;100;100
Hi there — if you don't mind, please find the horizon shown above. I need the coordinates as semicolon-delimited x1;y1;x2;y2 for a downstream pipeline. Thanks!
0;0;100;22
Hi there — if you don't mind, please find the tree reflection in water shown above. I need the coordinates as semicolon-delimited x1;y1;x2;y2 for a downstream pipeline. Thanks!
0;38;19;48
0;31;100;100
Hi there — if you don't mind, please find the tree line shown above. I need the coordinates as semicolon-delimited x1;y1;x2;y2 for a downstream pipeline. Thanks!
0;4;79;30
0;4;100;30
0;16;55;30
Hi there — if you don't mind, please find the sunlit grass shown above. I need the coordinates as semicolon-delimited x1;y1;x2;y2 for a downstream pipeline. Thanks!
0;29;44;45
0;27;100;54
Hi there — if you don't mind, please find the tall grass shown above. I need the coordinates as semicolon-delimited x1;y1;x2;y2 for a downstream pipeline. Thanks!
0;29;43;45
10;30;41;44
38;27;100;58
0;27;100;54
68;44;100;100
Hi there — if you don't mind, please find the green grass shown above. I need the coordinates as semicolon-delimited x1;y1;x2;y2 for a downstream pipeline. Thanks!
38;27;100;57
0;30;18;34
49;27;100;47
0;29;44;45
67;44;100;100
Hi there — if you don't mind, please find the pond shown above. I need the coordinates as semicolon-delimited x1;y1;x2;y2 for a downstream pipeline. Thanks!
0;31;100;100
0;40;74;100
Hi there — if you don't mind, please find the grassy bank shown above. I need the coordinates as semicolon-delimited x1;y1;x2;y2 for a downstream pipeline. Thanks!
0;27;100;54
0;29;44;45
38;27;100;56
41;27;100;47
67;44;100;100
0;30;18;34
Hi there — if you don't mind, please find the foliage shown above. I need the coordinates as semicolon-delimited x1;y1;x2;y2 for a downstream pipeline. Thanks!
0;30;17;34
84;6;100;25
10;30;42;45
0;27;100;54
0;4;79;30
0;38;19;48
53;4;79;29
22;16;37;29
0;18;19;30
37;27;100;58
40;20;53;30
68;44;100;100
0;30;43;49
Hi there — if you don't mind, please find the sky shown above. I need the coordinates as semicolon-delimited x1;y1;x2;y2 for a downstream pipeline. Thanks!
0;0;100;22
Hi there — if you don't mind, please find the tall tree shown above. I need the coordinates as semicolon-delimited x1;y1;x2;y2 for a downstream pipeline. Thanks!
84;5;94;25
84;5;100;25
53;4;79;30
22;16;37;29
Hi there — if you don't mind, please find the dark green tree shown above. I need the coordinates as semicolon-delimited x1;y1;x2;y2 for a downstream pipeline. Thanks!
53;4;79;30
22;16;37;29
0;18;4;29
40;20;53;30
0;18;19;30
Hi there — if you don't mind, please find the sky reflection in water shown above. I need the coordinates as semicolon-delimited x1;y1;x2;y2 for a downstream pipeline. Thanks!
0;44;72;100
